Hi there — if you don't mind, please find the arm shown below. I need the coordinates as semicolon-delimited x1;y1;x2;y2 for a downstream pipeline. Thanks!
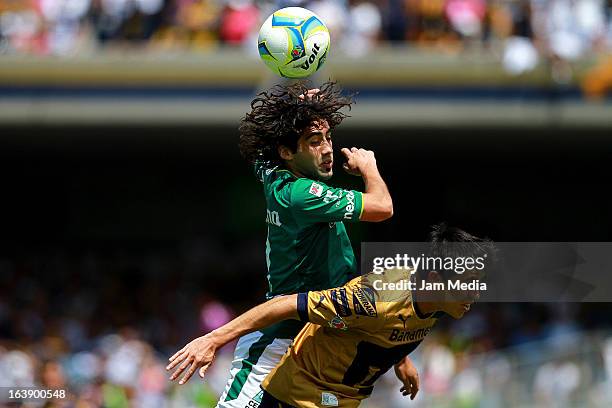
166;294;298;384
341;147;393;222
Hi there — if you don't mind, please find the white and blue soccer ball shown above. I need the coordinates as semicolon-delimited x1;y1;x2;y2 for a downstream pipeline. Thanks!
258;7;330;79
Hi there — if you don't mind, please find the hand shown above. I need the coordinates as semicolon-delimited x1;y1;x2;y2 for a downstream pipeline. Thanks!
299;88;320;100
340;147;376;176
394;356;419;400
166;335;218;385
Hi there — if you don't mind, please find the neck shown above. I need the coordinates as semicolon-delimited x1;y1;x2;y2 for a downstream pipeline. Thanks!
412;276;443;316
284;162;304;178
415;300;440;316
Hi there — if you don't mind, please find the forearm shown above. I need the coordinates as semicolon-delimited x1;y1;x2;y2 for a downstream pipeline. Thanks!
207;294;299;348
395;355;412;370
362;164;389;197
361;164;393;221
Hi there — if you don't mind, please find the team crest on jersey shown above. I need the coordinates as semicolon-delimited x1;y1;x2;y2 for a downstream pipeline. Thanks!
329;315;348;331
309;181;324;197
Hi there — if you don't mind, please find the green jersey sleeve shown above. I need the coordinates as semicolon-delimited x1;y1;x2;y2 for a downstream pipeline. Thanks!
290;178;364;225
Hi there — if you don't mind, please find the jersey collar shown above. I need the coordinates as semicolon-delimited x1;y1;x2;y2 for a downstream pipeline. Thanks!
410;276;435;320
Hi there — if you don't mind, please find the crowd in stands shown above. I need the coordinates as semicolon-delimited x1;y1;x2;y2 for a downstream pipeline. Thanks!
0;0;611;64
2;248;612;406
2;0;612;92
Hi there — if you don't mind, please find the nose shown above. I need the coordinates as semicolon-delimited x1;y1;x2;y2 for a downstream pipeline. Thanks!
322;138;333;153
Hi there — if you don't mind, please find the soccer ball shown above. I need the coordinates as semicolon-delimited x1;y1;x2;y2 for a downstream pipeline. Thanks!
258;7;330;79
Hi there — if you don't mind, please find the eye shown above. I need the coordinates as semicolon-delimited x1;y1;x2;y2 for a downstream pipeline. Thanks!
309;136;325;146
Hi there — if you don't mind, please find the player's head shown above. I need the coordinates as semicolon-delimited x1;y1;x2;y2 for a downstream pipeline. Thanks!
420;223;496;319
238;81;353;181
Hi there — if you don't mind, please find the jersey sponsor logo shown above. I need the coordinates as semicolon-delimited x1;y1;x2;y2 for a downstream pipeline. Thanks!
323;189;342;203
309;181;324;197
329;315;348;331
353;287;377;317
389;327;431;342
343;190;356;220
245;390;263;407
266;209;282;226
330;288;352;317
321;392;339;407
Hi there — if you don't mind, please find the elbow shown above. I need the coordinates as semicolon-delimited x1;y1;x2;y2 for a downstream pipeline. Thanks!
361;196;394;222
372;200;393;222
381;201;394;221
387;203;394;219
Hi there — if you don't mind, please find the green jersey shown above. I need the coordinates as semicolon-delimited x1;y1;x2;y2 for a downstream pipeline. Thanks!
255;160;364;298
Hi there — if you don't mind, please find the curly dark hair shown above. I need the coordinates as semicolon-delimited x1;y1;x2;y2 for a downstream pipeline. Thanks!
238;81;354;164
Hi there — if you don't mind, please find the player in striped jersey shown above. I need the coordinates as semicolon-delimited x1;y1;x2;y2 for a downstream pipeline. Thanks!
168;225;494;406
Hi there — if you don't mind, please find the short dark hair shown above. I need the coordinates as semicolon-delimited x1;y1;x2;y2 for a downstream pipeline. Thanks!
238;81;353;164
422;223;496;279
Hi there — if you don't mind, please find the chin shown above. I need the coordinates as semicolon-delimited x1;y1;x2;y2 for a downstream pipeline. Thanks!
319;171;333;180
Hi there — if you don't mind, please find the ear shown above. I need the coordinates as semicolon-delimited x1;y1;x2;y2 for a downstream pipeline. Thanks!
278;145;294;161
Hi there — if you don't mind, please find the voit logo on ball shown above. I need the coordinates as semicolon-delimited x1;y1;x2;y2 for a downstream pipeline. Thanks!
301;43;327;71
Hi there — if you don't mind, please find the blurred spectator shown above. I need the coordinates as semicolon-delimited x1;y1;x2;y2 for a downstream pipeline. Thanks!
445;0;486;41
218;0;259;44
501;0;539;75
582;54;612;98
342;0;382;56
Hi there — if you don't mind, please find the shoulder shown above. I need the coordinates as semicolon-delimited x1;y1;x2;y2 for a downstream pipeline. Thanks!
290;179;360;207
290;178;329;202
361;269;413;299
264;169;302;208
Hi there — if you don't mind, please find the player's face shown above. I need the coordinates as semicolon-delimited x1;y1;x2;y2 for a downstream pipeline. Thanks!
292;120;333;180
442;270;484;319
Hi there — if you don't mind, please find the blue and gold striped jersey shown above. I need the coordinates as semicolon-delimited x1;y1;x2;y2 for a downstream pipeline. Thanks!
262;269;441;408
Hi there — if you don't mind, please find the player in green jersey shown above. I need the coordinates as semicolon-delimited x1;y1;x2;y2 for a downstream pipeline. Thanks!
207;82;414;407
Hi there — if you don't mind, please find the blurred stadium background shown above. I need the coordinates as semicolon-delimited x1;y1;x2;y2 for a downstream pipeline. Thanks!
1;0;612;406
